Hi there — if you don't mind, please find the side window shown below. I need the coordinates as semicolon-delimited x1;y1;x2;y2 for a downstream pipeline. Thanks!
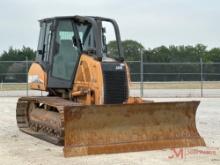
102;21;119;59
37;22;46;59
44;22;52;62
76;23;93;51
37;22;52;62
52;20;79;80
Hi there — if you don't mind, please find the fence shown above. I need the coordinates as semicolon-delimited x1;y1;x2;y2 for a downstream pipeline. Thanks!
127;51;220;98
0;57;220;97
0;59;45;97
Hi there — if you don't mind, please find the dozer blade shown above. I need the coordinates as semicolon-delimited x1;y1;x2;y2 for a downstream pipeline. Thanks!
63;101;205;157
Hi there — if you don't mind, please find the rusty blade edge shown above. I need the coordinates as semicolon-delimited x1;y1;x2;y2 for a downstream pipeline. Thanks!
63;137;205;157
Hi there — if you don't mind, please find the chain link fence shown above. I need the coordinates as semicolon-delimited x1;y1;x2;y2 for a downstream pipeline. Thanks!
127;52;220;98
0;59;45;97
0;58;220;97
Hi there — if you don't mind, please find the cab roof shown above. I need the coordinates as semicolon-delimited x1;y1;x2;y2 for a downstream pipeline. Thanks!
39;15;112;23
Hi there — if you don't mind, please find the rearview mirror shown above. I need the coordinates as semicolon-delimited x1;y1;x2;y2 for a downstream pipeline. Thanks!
37;49;43;55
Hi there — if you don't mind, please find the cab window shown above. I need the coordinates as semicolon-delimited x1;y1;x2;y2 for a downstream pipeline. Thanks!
52;20;79;80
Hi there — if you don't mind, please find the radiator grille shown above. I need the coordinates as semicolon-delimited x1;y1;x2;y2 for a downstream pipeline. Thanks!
102;63;128;104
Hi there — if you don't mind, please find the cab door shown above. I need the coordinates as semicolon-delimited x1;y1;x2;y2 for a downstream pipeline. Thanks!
47;19;80;88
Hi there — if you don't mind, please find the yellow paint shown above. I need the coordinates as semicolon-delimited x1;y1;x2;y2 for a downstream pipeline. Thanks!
72;54;104;105
28;63;47;91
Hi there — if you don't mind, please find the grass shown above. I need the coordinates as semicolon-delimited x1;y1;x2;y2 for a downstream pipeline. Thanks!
0;83;30;91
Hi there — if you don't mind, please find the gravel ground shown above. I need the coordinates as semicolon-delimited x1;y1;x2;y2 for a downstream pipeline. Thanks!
0;97;220;165
0;89;220;97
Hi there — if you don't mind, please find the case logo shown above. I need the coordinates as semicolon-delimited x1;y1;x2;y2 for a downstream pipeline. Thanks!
115;64;124;70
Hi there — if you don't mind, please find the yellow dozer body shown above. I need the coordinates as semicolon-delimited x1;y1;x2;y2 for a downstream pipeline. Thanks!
16;16;205;157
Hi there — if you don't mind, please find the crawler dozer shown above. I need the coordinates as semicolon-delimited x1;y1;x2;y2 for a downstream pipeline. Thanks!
16;16;205;157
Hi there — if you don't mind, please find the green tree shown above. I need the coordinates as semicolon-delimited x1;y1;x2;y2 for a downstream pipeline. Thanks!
0;46;36;82
122;40;144;61
0;46;36;61
144;46;170;62
108;40;144;61
205;48;220;62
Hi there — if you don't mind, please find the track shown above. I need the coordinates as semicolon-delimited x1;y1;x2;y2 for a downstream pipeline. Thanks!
16;96;80;145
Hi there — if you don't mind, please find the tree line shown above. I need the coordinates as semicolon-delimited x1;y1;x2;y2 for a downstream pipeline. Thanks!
108;40;220;81
0;41;220;82
0;47;36;82
108;40;220;62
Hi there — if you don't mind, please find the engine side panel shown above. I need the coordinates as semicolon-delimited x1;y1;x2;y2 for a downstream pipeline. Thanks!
72;54;104;105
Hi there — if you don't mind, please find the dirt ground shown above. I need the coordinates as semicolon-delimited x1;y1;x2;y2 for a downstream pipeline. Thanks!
0;97;220;165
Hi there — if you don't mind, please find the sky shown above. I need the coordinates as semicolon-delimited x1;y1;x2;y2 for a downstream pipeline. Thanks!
0;0;220;53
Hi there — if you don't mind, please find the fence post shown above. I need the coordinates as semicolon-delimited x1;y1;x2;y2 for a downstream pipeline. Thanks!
140;49;144;98
0;80;3;91
200;58;203;97
26;56;29;96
